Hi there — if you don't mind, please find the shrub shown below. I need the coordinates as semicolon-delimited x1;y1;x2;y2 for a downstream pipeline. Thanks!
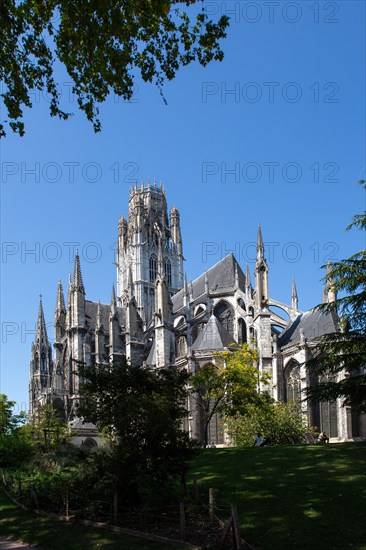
226;401;307;447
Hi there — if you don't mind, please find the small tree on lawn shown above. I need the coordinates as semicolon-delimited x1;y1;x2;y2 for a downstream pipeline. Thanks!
77;358;198;506
191;345;271;447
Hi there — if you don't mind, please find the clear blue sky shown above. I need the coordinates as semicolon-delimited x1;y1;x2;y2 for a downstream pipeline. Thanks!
1;0;365;413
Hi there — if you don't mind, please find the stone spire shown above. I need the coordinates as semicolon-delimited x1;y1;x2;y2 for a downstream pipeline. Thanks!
73;250;85;294
111;284;117;316
205;270;209;294
246;263;252;288
256;223;264;261
66;273;72;330
291;277;298;310
70;253;86;328
29;294;53;418
55;280;65;313
36;295;48;345
255;224;269;309
55;280;66;342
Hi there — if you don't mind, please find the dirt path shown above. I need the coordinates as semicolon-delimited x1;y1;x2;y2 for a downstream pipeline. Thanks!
0;536;37;549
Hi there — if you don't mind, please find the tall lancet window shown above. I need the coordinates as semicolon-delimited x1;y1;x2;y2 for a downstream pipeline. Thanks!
286;363;301;402
164;258;172;286
149;254;157;283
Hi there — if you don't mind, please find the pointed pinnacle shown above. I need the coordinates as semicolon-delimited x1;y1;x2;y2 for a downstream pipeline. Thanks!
36;295;48;343
246;263;252;287
73;251;85;293
292;276;298;299
184;273;188;295
257;223;264;250
111;284;117;314
56;280;66;312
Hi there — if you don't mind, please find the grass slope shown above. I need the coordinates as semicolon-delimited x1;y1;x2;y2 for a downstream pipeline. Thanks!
0;490;182;550
189;443;366;550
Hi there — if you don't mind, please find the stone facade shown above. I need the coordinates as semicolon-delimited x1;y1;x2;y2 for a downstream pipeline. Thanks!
29;183;366;444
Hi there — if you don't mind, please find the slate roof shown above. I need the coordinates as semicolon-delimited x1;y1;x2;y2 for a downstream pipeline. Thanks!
278;309;338;348
172;254;246;312
85;301;126;332
192;314;237;351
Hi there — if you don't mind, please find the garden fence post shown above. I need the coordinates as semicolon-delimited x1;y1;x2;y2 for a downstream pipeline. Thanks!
113;492;118;524
231;503;242;549
180;502;185;540
65;487;69;518
209;488;215;521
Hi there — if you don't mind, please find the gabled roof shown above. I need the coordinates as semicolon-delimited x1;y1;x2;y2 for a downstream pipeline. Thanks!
172;254;246;312
192;314;236;351
278;308;338;348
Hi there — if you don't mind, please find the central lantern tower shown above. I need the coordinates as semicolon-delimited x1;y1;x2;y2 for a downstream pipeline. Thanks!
116;182;184;326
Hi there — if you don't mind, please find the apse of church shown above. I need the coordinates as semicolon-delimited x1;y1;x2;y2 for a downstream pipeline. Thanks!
29;182;366;443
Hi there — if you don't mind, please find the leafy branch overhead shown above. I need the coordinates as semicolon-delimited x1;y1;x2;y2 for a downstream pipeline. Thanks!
1;0;229;136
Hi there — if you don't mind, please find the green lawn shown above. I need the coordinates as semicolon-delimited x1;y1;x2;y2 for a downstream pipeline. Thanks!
0;489;183;550
189;443;366;550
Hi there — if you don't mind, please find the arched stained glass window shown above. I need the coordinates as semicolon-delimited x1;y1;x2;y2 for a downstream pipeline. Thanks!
286;364;301;402
214;301;234;338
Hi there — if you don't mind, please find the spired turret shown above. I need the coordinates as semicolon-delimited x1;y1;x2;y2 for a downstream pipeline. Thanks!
254;224;269;310
70;251;86;328
116;182;184;325
291;277;299;311
54;280;66;343
29;296;53;417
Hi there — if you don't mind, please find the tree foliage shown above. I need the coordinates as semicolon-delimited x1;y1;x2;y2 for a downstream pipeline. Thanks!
305;182;366;412
26;403;67;450
0;394;26;435
78;358;198;506
0;394;33;468
191;345;270;446
1;0;229;136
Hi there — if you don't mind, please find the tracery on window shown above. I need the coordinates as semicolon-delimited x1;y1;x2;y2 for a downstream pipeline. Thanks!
214;301;234;338
286;363;301;402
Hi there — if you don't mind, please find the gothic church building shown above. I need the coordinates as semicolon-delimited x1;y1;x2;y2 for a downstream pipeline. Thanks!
29;183;366;444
